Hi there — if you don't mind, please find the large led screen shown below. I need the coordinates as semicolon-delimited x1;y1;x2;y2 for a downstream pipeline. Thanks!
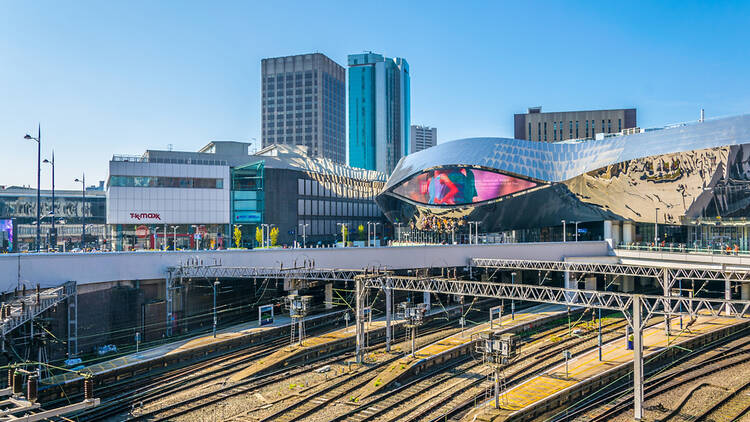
392;167;537;205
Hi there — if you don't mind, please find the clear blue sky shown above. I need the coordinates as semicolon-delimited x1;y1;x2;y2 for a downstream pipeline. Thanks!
1;1;749;189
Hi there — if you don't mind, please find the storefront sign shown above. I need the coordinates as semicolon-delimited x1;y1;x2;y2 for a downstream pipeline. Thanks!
130;212;161;221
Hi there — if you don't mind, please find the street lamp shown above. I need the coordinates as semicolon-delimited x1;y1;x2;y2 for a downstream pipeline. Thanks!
42;152;56;251
575;221;580;242
24;126;41;252
336;223;347;246
654;208;660;246
213;280;220;338
561;220;566;243
468;221;481;244
74;174;86;250
367;222;381;247
171;226;179;250
298;223;309;248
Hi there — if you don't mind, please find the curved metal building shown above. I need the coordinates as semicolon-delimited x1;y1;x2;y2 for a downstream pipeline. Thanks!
376;114;750;247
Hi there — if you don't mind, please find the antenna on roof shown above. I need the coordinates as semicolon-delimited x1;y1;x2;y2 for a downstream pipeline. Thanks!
167;144;174;151
700;109;705;122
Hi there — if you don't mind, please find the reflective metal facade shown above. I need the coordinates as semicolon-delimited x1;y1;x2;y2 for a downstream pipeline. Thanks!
376;114;750;232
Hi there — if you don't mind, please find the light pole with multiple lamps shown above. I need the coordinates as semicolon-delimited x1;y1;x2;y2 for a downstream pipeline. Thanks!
42;152;56;250
367;222;381;247
74;174;86;250
24;126;41;252
298;223;309;248
171;225;179;250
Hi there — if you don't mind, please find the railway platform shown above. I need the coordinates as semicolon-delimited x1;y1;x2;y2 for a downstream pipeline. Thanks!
228;304;466;382
39;311;341;402
354;303;570;400
466;313;750;421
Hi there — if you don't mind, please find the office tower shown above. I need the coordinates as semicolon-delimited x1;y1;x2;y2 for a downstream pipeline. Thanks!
348;52;410;174
410;125;437;153
514;107;637;142
261;53;346;163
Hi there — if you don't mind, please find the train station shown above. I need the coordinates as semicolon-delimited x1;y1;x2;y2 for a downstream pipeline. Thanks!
1;114;749;421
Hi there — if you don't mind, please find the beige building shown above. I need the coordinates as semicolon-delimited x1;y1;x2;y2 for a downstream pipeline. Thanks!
514;107;636;142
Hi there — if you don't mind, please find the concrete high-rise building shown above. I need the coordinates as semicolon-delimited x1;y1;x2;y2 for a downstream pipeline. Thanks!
410;125;437;153
261;53;346;163
514;107;637;142
348;52;410;174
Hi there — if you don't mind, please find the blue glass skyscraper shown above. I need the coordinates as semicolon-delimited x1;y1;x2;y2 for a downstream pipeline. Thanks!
348;52;410;174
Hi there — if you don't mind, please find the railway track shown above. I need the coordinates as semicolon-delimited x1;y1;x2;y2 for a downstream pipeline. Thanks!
332;314;629;422
555;327;750;421
413;316;632;422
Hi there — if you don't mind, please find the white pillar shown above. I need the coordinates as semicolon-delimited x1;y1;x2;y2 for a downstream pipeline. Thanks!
742;283;750;301
423;291;431;312
612;221;622;246
603;220;614;247
623;221;635;245
325;283;333;309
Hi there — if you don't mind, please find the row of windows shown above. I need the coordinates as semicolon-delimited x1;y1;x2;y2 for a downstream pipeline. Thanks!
297;178;381;199
298;199;380;218
109;176;224;189
530;118;623;141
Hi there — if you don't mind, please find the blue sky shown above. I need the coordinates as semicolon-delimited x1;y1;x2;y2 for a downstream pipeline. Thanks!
1;1;749;189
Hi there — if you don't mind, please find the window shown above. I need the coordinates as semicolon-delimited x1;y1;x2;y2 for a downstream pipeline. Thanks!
592;120;595;136
528;122;531;140
108;175;223;189
553;122;557;141
569;121;573;137
608;119;611;133
618;118;622;132
575;121;579;138
543;122;547;142
537;122;541;142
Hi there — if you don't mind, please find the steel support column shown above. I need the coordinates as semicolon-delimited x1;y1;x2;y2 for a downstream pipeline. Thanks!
633;294;644;420
385;281;392;352
355;275;364;363
67;286;78;358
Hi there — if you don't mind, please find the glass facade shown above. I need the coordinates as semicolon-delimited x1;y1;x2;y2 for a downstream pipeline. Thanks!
231;162;265;246
348;53;410;174
108;176;223;189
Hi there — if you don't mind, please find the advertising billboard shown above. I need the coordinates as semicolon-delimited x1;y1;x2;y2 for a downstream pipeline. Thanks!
392;167;537;205
0;219;13;252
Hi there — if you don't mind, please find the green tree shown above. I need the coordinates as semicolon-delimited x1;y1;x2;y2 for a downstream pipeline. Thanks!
255;226;263;246
233;226;242;248
358;224;365;241
270;227;279;246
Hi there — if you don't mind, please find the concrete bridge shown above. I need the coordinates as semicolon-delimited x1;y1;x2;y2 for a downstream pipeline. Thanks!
0;242;610;291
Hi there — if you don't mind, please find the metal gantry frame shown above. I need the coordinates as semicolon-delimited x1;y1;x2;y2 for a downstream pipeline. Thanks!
354;266;750;421
165;260;365;337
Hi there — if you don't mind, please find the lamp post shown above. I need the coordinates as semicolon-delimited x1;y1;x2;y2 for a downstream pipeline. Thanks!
654;208;660;246
561;220;566;243
213;280;220;338
396;222;402;243
367;222;380;247
171;226;178;250
24;126;41;252
298;223;309;248
575;221;580;242
468;221;481;244
42;152;56;251
336;223;347;247
74;174;86;250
